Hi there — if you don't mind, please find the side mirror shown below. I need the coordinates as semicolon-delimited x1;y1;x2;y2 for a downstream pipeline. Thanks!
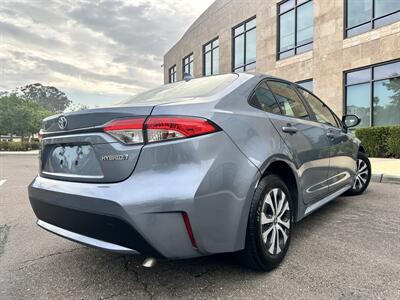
342;115;361;128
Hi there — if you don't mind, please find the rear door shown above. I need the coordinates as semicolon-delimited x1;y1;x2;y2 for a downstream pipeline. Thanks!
256;80;332;204
297;87;356;193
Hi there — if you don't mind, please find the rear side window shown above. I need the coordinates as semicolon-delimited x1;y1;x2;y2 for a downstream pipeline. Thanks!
249;81;281;114
299;88;338;127
267;81;310;119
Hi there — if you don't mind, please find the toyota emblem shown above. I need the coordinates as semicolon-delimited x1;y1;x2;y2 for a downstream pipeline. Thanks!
58;116;68;130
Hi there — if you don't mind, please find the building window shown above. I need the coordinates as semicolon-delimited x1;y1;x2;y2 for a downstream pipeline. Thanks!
297;79;313;92
182;53;194;78
169;65;176;83
232;16;256;72
345;0;400;38
203;38;219;76
345;60;400;128
278;0;313;60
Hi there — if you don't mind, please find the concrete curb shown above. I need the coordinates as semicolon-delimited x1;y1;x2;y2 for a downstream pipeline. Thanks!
371;173;400;184
0;151;39;156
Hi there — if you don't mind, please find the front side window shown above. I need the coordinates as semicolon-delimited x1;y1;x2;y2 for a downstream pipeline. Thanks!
346;0;400;37
345;60;400;127
278;0;313;60
233;17;256;72
204;38;219;76
182;53;194;78
169;65;176;83
299;88;338;127
267;81;309;119
249;81;282;114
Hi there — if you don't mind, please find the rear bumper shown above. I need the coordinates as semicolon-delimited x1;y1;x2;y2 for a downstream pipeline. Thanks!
37;220;139;254
28;132;260;259
30;196;160;257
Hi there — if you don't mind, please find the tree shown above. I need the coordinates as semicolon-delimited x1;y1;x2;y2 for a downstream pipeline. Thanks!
0;95;52;141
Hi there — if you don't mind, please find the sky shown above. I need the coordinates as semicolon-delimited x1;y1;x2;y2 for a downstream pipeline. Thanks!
0;0;214;106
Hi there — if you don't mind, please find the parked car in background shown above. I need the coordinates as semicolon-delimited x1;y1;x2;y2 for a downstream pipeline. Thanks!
28;73;371;271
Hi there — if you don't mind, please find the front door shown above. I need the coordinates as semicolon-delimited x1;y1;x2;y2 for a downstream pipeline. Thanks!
296;87;356;194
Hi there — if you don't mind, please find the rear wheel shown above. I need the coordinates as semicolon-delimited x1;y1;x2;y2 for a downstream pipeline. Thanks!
345;151;371;196
237;174;292;271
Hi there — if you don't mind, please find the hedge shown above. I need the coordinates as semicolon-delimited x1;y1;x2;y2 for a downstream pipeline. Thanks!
355;125;400;158
0;141;40;151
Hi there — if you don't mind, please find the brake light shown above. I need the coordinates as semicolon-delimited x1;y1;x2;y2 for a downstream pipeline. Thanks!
145;116;218;143
103;116;219;145
103;118;145;145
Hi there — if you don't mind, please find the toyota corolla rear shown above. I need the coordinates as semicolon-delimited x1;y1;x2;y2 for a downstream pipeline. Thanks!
28;74;261;259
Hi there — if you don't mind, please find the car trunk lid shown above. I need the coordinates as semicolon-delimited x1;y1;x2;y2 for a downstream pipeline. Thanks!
40;106;153;183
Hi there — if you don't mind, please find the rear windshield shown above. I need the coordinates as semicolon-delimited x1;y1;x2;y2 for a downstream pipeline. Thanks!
119;74;238;105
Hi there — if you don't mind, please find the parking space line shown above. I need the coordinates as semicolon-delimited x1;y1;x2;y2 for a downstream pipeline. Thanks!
0;179;7;187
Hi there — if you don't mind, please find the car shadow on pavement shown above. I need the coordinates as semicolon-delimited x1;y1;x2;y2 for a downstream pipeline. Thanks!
12;194;365;299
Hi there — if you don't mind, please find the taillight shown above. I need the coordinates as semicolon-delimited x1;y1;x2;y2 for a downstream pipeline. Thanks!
103;118;145;145
145;116;218;143
38;129;44;142
103;116;219;145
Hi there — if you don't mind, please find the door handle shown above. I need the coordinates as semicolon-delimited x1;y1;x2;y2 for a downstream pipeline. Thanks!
282;126;298;134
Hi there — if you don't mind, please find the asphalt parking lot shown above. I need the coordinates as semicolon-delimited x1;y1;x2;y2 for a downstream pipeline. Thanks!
0;155;399;300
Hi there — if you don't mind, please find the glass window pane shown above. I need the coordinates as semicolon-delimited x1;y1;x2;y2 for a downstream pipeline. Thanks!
267;81;309;119
252;82;281;114
246;18;256;29
245;62;256;71
246;28;256;64
205;43;211;52
346;83;371;127
280;0;295;14
297;1;313;46
234;34;244;68
280;10;295;52
189;62;193;74
346;69;371;85
375;0;400;18
205;52;211;76
279;49;295;59
234;66;245;73
297;42;313;54
374;62;400;80
375;11;400;27
347;0;372;28
213;47;219;75
347;22;372;37
300;89;338;127
373;78;400;126
234;25;244;36
212;39;219;48
297;80;313;92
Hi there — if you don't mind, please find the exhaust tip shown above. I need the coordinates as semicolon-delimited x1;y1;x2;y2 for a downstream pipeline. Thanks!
142;257;157;268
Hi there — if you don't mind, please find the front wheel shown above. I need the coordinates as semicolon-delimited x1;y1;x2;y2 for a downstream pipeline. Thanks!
237;174;292;271
345;151;371;196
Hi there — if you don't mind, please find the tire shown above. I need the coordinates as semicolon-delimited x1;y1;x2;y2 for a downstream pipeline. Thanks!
345;151;371;196
237;174;293;271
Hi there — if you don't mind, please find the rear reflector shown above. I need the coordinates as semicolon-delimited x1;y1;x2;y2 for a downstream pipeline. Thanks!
103;116;218;145
182;212;197;248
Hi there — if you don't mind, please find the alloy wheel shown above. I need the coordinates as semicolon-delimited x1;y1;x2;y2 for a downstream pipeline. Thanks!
260;188;290;255
353;159;369;191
